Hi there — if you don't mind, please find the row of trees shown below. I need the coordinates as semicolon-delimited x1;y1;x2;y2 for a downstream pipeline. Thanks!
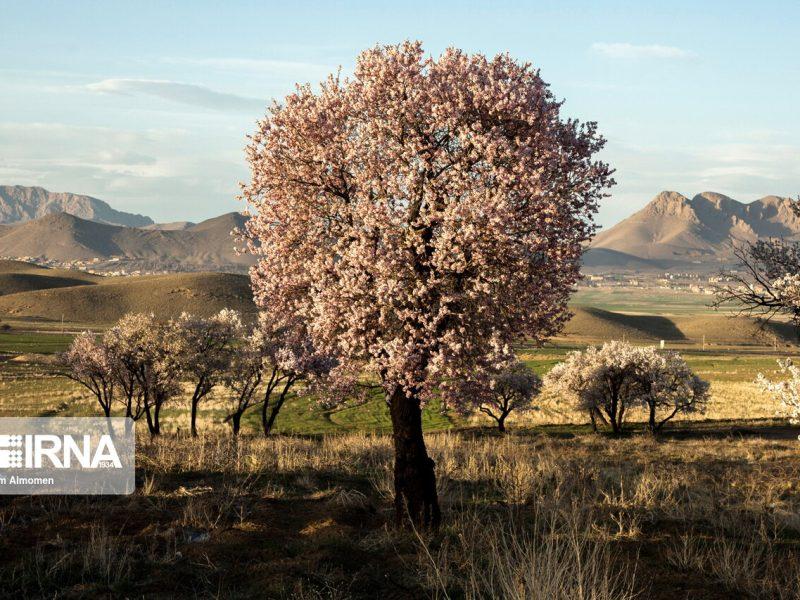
60;310;336;437
62;311;549;435
64;318;710;437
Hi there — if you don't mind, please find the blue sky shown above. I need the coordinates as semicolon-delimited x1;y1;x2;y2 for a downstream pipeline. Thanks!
1;0;798;227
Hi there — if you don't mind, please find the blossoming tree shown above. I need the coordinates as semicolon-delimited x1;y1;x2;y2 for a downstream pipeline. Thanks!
255;314;337;436
223;327;265;436
103;313;182;436
544;341;709;434
172;309;243;437
61;332;116;417
460;357;541;432
757;359;800;432
241;42;613;526
712;229;800;335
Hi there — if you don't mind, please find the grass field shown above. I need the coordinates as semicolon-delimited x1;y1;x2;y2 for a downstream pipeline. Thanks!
3;285;800;599
1;320;797;435
1;430;800;598
572;286;717;315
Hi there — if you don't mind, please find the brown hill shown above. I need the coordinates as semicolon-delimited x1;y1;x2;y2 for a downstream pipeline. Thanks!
0;185;153;227
0;271;256;323
0;212;254;271
562;306;797;346
563;307;684;341
589;191;800;269
0;260;100;296
675;315;796;345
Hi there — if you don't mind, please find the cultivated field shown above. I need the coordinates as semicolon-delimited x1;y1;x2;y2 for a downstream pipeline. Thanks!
2;276;800;598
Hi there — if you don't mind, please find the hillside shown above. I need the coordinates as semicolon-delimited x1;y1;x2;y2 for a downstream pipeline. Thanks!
0;259;100;296
562;306;796;345
0;271;256;323
0;212;254;271
0;185;153;227
588;191;800;269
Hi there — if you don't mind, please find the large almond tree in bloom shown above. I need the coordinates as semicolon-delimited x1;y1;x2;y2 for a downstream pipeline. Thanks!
242;42;613;527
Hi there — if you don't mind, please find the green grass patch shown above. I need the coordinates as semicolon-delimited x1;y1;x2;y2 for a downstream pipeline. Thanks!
0;331;74;354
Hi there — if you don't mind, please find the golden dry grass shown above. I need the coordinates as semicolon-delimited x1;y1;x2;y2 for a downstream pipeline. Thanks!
563;307;796;346
2;431;800;598
0;272;256;323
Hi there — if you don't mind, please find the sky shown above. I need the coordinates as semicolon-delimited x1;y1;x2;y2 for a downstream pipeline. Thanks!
1;0;798;228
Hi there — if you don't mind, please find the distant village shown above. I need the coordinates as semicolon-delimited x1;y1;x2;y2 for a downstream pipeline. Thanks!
5;251;745;296
578;271;743;295
0;254;249;276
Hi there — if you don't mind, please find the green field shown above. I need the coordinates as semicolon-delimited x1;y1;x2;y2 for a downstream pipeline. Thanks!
0;331;74;354
572;287;719;315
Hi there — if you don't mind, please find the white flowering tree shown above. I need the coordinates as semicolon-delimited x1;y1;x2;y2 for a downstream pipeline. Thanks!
60;332;115;417
223;327;266;436
757;359;800;430
712;233;800;335
544;341;709;434
171;309;243;437
103;313;182;436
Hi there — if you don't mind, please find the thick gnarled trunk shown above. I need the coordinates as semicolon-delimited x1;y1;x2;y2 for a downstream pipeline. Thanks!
388;387;440;529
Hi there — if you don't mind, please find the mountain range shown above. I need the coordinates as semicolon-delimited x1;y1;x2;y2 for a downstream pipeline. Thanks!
586;191;800;271
1;185;797;274
0;211;254;272
0;185;153;227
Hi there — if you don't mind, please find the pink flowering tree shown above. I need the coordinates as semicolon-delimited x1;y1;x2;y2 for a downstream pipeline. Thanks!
104;313;182;436
461;357;542;432
255;314;337;436
241;42;613;527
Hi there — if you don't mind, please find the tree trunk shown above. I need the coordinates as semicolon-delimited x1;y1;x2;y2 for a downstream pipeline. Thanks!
647;402;657;434
261;395;270;435
497;416;506;433
388;387;440;529
231;412;242;436
144;397;157;436
190;395;200;437
152;399;161;436
264;380;293;436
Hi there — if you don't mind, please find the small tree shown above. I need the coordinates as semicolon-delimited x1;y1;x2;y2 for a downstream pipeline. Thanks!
60;332;115;417
223;328;264;436
103;325;144;421
712;229;800;337
104;313;181;436
172;309;243;437
545;341;708;435
757;359;800;433
463;358;541;432
636;350;709;433
256;316;337;436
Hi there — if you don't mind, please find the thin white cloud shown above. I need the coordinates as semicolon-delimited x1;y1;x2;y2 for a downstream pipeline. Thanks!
0;121;246;221
591;42;695;60
85;78;263;111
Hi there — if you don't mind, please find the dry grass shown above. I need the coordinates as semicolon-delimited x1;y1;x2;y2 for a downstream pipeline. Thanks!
0;271;256;323
1;429;800;598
